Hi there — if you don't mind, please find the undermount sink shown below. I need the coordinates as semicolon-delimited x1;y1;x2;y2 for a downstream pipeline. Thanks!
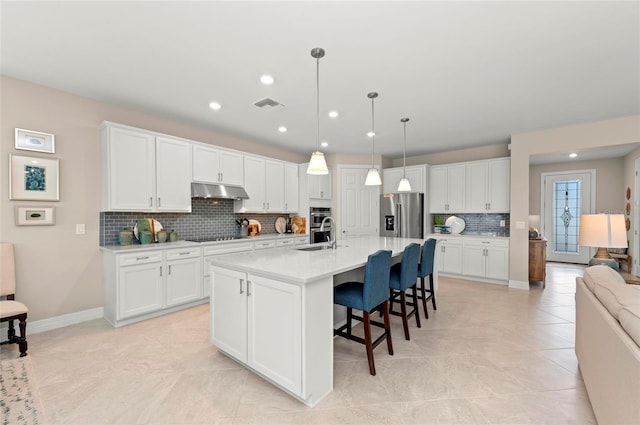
296;245;330;251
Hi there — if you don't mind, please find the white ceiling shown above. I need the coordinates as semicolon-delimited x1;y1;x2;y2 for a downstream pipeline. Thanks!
1;1;638;159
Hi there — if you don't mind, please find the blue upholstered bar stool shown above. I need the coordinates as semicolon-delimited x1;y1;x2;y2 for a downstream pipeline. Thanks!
416;239;437;319
334;249;393;376
389;243;421;340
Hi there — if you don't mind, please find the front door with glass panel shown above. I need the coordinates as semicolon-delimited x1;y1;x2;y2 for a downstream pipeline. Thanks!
542;171;594;264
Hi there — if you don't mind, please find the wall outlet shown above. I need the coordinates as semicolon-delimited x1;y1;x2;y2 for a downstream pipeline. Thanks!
499;220;505;227
76;224;85;235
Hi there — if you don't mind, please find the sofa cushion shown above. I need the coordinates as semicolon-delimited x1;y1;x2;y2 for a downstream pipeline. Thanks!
619;305;640;348
593;278;640;320
583;265;626;292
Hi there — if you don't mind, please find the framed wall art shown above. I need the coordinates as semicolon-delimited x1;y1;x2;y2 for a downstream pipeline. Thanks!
15;206;56;226
9;154;60;201
15;128;55;154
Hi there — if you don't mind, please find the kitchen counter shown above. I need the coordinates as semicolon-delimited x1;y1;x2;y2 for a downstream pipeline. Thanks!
208;235;422;285
426;233;509;240
208;235;423;407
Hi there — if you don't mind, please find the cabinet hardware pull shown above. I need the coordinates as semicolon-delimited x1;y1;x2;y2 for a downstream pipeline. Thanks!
136;256;149;260
285;203;287;210
247;280;251;296
267;202;269;210
149;197;153;207
179;252;190;255
158;197;161;207
220;172;223;181
160;266;162;276
168;265;172;274
239;279;244;294
320;191;324;198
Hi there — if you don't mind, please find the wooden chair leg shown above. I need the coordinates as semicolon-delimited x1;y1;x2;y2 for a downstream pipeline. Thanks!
400;291;410;340
363;311;375;375
412;284;421;328
430;274;437;310
18;316;27;357
382;301;394;356
420;276;429;319
346;307;353;336
8;320;16;341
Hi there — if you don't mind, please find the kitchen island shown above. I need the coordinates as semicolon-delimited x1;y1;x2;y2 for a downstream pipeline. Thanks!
208;236;424;406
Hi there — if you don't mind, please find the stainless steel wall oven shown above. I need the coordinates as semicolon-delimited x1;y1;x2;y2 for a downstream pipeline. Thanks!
310;207;332;244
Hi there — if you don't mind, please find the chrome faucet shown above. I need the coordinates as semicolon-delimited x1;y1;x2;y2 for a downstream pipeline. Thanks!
320;216;337;249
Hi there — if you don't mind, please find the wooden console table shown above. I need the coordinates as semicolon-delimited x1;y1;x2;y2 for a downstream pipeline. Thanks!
529;238;547;288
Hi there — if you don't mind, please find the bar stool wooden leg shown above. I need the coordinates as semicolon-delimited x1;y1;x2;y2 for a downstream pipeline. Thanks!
419;276;429;319
412;284;421;328
400;291;410;340
382;301;394;356
363;311;375;375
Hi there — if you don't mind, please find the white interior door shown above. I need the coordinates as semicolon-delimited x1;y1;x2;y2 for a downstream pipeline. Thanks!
542;171;595;264
339;167;380;239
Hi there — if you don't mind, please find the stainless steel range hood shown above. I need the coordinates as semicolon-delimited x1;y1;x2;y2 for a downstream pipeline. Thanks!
191;182;249;200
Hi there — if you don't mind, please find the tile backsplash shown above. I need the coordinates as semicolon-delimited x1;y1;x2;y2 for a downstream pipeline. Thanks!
100;198;291;246
431;213;510;237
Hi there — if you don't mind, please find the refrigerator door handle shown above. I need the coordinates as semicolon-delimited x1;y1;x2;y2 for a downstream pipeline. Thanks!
396;203;402;237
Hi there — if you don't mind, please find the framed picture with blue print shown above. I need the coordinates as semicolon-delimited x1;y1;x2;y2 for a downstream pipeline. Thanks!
9;154;59;201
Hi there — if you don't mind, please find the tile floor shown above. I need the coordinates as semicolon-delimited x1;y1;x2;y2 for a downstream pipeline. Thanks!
1;262;596;424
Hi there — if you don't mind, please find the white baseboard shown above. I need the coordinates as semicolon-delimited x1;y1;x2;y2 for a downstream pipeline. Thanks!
509;279;530;290
1;307;104;342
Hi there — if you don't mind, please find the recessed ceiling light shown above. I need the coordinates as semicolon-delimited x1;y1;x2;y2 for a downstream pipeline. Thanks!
569;153;578;158
260;75;275;85
321;141;329;148
278;126;287;133
209;101;221;110
328;111;339;118
367;131;375;138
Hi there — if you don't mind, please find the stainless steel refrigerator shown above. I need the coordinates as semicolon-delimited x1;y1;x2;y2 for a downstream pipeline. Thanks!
380;193;424;238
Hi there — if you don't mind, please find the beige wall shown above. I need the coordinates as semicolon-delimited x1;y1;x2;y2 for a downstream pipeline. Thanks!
510;115;640;286
394;143;510;167
0;76;306;322
623;145;640;267
529;158;625;215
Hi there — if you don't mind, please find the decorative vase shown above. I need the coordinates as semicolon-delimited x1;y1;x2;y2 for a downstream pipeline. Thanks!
119;230;134;246
157;230;168;243
169;230;178;242
140;230;154;244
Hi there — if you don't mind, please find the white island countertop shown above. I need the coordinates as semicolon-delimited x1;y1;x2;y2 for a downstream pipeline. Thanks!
208;235;425;285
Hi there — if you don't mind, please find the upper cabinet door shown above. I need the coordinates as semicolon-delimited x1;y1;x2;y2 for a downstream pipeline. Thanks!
219;151;244;186
382;168;403;194
103;126;156;211
265;160;285;211
429;166;447;213
243;156;266;211
465;158;510;213
308;173;332;199
284;163;299;213
466;162;490;213
192;144;221;183
487;158;510;212
155;136;192;212
446;165;466;212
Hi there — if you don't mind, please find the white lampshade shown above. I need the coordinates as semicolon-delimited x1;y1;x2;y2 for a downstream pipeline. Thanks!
307;151;328;175
397;177;412;192
364;168;382;186
578;214;627;248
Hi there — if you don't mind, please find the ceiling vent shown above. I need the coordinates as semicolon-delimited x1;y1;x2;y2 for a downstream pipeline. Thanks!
254;98;285;111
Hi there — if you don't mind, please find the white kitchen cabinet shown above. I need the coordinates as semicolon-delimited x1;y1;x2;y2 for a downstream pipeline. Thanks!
462;238;509;282
117;252;164;319
308;173;332;200
103;245;207;327
211;268;302;395
465;158;510;213
101;122;192;212
203;241;254;298
437;238;463;274
192;144;244;186
236;156;295;213
265;160;285;211
429;164;465;213
382;165;427;194
284;163;299;213
165;247;202;306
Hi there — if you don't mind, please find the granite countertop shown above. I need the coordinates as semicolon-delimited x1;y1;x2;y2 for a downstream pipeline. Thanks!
426;233;510;240
208;236;425;285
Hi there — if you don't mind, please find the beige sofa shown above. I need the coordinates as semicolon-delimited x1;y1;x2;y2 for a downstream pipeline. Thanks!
576;265;640;425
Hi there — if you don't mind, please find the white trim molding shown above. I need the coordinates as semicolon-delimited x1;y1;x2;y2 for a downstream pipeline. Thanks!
509;279;530;290
1;307;104;342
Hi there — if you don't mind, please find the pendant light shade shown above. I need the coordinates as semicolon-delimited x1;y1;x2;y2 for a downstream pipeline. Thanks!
398;117;412;192
306;48;329;175
364;92;382;186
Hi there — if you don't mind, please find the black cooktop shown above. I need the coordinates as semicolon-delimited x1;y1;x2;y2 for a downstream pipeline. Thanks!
186;236;245;243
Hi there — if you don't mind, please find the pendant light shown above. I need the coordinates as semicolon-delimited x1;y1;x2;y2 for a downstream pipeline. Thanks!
397;117;412;192
364;92;382;186
306;48;329;175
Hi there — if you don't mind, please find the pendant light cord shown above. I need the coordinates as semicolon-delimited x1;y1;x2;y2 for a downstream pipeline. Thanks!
316;56;320;152
402;118;409;178
371;96;375;167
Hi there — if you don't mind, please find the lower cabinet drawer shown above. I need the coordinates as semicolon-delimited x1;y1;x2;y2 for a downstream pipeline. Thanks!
254;240;276;250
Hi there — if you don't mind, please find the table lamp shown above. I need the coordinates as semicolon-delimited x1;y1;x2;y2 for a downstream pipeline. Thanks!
578;214;627;270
